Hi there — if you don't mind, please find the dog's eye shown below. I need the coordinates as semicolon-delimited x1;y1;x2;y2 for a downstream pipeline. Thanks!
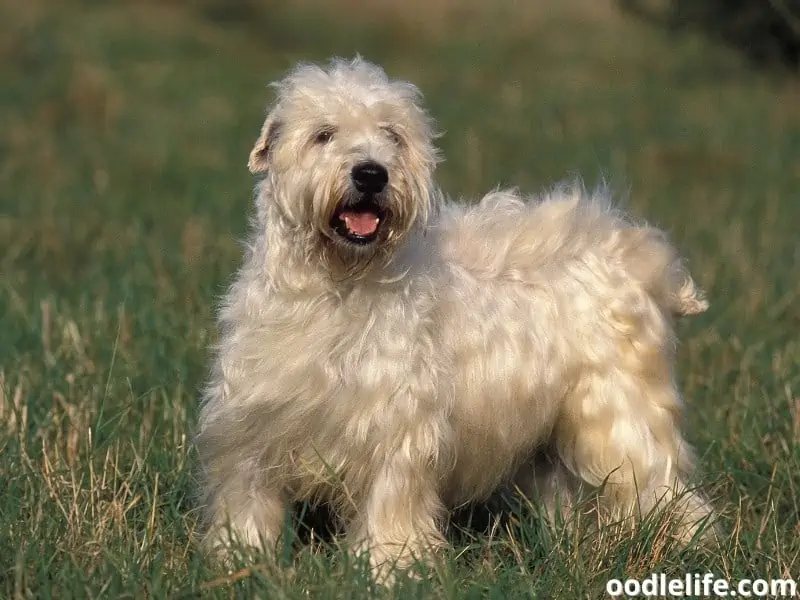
315;129;334;144
382;127;403;146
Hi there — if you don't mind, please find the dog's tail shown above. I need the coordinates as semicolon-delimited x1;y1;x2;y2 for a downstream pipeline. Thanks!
669;274;709;316
615;224;709;318
540;183;710;318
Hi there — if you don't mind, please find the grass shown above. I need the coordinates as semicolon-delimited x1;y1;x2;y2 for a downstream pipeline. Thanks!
1;0;799;597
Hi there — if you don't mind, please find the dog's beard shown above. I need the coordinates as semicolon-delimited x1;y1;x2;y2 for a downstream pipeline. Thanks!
329;190;387;246
317;186;421;279
321;194;392;277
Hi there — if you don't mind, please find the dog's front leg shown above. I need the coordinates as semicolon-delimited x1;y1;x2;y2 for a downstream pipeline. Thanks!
348;452;447;582
201;467;288;562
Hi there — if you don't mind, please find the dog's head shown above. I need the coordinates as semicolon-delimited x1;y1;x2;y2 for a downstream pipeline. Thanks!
248;57;441;271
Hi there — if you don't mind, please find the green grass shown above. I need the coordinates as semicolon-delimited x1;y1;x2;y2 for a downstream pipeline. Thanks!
1;0;799;597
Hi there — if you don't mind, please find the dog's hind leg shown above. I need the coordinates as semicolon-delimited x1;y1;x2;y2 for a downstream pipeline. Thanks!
552;335;715;542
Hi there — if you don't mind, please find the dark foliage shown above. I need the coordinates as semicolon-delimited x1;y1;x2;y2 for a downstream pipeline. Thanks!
621;0;800;71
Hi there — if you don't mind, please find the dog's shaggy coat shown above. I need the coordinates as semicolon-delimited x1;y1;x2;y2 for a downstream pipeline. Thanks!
196;57;714;576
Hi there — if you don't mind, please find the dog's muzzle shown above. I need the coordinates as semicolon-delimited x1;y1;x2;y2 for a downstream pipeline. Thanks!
330;161;389;245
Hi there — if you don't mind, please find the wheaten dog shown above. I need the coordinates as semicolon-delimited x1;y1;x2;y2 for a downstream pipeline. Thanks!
195;57;714;579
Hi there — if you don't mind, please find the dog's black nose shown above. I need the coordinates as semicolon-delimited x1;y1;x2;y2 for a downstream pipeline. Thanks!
351;162;388;194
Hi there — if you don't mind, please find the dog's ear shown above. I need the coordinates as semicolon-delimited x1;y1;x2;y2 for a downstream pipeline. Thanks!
248;116;281;174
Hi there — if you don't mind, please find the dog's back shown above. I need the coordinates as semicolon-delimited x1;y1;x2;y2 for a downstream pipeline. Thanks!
438;184;708;319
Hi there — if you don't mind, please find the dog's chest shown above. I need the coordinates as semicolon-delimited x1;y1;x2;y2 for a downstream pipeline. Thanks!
327;291;435;396
272;292;442;499
266;286;439;415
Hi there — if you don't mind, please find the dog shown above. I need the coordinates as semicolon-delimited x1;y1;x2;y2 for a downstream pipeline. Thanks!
195;57;714;579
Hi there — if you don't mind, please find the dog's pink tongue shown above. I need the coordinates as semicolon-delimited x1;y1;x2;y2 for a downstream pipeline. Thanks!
342;211;379;236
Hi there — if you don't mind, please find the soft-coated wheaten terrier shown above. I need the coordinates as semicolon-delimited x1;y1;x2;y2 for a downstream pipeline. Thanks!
196;57;714;577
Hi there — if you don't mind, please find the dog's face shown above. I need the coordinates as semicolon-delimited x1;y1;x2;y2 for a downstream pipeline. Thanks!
248;58;440;268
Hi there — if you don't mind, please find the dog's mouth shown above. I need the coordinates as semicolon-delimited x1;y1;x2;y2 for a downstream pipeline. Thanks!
330;198;385;245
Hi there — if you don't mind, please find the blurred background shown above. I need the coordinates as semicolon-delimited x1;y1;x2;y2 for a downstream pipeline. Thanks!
1;0;798;597
2;0;799;285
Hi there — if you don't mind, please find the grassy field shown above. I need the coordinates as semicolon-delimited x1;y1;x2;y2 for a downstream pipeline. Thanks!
1;0;799;597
